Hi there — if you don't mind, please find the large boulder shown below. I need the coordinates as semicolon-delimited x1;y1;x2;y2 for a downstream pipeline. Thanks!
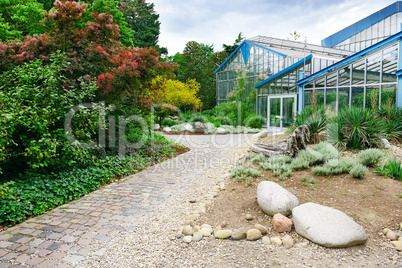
257;181;299;216
184;124;193;132
194;122;206;134
292;203;368;248
216;127;227;134
163;127;172;132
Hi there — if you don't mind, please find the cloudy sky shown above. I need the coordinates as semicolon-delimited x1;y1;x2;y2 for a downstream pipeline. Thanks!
151;0;397;55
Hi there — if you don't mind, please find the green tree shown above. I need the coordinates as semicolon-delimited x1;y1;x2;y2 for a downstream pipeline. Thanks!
0;0;47;41
222;32;244;55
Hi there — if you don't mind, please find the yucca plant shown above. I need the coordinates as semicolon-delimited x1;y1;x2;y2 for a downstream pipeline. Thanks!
377;103;402;143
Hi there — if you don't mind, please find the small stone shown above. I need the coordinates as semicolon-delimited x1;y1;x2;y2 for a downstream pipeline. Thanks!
193;225;201;232
390;241;402;251
272;213;293;233
175;231;184;239
214;230;232;239
188;220;196;227
220;221;227;228
192;232;203;242
383;228;391;235
189;199;197;203
262;236;271;245
201;224;212;229
231;229;246;240
186;215;197;221
282;235;294;249
182;226;194;236
199;228;212;237
183;236;192;243
214;225;222;234
245;214;253;221
246;229;262;241
254;224;268;235
271;237;282;246
386;231;398;241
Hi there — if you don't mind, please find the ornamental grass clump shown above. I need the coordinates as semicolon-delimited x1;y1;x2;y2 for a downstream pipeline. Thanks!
349;163;368;179
358;148;384;167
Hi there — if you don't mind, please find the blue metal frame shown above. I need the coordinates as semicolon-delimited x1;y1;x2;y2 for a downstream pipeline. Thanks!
298;31;402;85
255;54;313;88
215;40;288;73
321;1;402;47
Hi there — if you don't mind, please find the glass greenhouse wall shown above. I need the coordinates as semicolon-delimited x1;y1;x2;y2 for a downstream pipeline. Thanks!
302;43;398;112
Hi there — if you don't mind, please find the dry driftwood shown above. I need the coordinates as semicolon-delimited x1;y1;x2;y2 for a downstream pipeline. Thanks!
250;125;310;157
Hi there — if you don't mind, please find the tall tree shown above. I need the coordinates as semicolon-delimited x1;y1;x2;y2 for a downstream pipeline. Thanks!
222;32;244;55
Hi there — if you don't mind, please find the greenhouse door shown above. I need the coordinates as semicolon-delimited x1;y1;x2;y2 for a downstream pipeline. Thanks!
267;95;297;130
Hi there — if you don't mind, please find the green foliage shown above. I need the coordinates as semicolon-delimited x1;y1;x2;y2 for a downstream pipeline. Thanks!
246;177;253;186
312;157;358;176
251;153;266;164
161;118;179;127
349;163;368;179
358;148;384;167
311;166;330;176
375;158;402;181
231;166;245;178
312;142;338;160
327;107;386;150
243;168;262;178
222;32;244;55
245;113;265;129
287;106;327;144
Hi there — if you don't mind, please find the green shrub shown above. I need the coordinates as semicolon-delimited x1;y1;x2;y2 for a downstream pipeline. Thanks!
313;142;338;160
296;150;324;166
269;155;292;165
290;157;310;170
244;113;264;129
349;163;368;179
338;157;359;172
234;174;246;181
312;166;331;176
374;158;402;181
244;168;262;177
358;148;384;167
281;165;293;177
251;153;266;164
287;106;327;143
230;166;245;178
161;118;179;127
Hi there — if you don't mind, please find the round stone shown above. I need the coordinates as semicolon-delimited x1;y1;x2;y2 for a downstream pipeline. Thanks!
201;224;212;229
282;234;294;249
386;231;398;241
175;231;184;239
246;214;253;221
271;237;282;246
215;230;232;239
220;221;227;228
232;229;246;240
192;232;203;242
200;228;212;237
246;229;262;241
183;236;192;243
262;236;271;245
254;224;268;235
383;228;391;235
193;225;201;232
182;225;194;236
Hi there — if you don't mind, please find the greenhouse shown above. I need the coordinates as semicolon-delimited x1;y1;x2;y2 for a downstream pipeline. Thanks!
215;1;402;130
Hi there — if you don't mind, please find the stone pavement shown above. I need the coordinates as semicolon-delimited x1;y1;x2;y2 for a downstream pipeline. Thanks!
0;134;254;267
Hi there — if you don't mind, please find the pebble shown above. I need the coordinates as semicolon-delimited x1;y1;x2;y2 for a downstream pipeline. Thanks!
199;228;212;237
186;215;197;220
201;224;212;229
246;229;262;241
386;231;398;241
383;228;391;235
254;224;268;235
192;232;203;242
215;230;232;239
175;231;183;239
220;221;227;228
182;225;194;236
282;235;294;249
193;225;201;232
262;236;271;245
271;237;282;246
232;229;246;240
189;220;196;227
183;236;192;243
246;214;253;221
391;241;402;251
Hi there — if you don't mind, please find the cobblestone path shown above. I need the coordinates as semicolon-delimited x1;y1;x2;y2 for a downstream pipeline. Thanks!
0;134;253;267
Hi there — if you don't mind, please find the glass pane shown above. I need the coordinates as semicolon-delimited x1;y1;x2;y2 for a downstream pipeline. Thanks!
269;98;281;127
338;67;350;86
352;59;365;85
316;77;325;88
261;84;269;95
326;88;337;111
381;84;396;106
366;86;380;110
304;90;311;108
366;52;381;84
273;78;282;94
338;87;350;110
317;89;325;107
382;44;398;83
258;96;268;119
282;97;295;128
326;72;337;87
282;74;289;94
351;87;364;108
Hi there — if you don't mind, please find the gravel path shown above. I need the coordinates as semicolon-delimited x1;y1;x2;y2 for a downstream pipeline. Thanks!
1;133;401;267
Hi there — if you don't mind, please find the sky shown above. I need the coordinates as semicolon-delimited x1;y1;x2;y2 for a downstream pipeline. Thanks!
150;0;397;55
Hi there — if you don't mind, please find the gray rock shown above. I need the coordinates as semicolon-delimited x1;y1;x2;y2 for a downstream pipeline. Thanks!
292;203;368;248
245;214;253;221
257;181;299;216
282;234;294;249
194;122;206;133
154;124;160;130
270;237;282;246
216;127;227;134
184;124;193;132
175;231;184;239
232;229;246;240
192;232;203;242
254;224;268;235
246;229;262;241
182;225;194;236
386;231;398;241
163;127;172;132
262;236;271;245
381;138;391;149
183;236;192;243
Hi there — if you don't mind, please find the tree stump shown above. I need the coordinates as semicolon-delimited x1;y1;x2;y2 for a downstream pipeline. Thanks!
250;125;310;157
